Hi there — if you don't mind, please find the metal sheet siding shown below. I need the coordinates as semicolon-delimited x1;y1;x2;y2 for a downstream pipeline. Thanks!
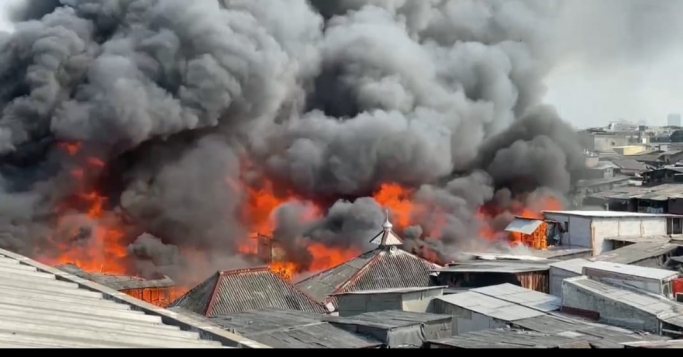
516;271;549;293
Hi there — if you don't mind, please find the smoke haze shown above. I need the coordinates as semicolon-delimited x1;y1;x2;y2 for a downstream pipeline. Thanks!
0;0;668;280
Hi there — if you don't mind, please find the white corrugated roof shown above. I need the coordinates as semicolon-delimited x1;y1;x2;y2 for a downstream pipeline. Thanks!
435;291;545;321
583;261;678;281
471;284;561;312
548;258;591;275
504;218;544;235
0;248;268;348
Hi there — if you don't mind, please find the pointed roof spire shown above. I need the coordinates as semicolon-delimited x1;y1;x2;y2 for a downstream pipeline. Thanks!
369;209;404;247
382;209;393;230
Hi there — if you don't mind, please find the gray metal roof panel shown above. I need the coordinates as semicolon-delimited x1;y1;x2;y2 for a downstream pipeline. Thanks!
169;267;327;317
325;310;452;329
210;309;382;348
582;261;678;280
548;258;591;274
0;252;238;348
435;291;545;321
590;242;679;264
428;329;587;349
435;262;549;274
565;277;683;317
471;283;561;312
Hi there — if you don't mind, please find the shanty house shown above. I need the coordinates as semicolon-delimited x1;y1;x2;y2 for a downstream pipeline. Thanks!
431;284;556;334
590;240;683;269
169;267;329;317
582;183;683;215
548;258;591;297
542;210;683;256
209;309;384;349
504;217;554;249
332;286;446;317
58;264;180;307
432;260;551;293
580;261;678;297
295;217;441;309
562;276;683;335
642;166;683;185
324;310;453;348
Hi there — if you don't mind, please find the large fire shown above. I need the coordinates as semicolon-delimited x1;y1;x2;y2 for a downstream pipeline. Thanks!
34;141;564;304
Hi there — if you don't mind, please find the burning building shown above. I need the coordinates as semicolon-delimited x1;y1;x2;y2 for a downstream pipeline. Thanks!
58;264;181;307
295;215;442;309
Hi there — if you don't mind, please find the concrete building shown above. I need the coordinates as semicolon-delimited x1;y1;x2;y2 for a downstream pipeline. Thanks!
548;258;591;297
542;210;683;256
332;286;446;317
613;145;647;156
0;248;267;348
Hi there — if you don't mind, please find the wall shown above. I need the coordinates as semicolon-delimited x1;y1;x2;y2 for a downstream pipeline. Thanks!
543;214;592;248
517;272;549;293
614;146;646;156
669;198;683;215
592;217;667;255
335;294;403;317
593;135;630;152
544;213;668;256
562;281;660;333
431;299;507;335
583;268;667;295
549;267;581;297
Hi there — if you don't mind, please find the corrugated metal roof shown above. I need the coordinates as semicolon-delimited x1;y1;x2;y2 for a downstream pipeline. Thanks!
435;261;549;274
471;283;561;312
582;261;678;280
325;310;452;330
622;340;683;348
58;264;176;290
427;328;591;349
585;183;683;201
564;277;683;323
0;249;259;348
504;218;544;235
332;286;446;296
590;242;680;265
603;235;672;244
295;247;441;307
169;267;328;317
544;210;679;218
210;309;382;348
549;258;591;275
512;314;668;347
435;291;546;321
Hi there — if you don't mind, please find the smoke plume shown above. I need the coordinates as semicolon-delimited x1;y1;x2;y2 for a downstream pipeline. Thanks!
0;0;655;280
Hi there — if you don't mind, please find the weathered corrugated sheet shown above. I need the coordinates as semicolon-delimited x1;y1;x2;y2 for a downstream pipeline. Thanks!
296;247;440;307
427;329;590;348
210;309;382;348
170;267;327;317
58;264;176;289
590;242;680;265
472;283;560;312
0;250;236;348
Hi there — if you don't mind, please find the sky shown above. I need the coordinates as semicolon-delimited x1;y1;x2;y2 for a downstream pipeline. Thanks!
0;0;681;130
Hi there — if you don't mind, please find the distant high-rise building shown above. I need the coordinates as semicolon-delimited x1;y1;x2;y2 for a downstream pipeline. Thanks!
668;113;681;127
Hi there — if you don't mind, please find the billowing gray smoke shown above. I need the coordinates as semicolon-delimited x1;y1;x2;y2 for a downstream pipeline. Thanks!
0;0;644;280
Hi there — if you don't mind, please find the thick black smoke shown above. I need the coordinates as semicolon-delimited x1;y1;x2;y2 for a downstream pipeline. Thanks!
0;0;595;279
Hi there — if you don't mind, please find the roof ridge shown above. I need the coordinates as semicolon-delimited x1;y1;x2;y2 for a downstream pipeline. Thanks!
332;250;383;296
269;266;329;312
219;266;272;276
295;248;381;285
